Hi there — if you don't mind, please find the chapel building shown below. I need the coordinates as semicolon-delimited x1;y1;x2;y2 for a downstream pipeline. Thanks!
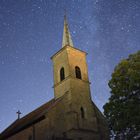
0;16;109;140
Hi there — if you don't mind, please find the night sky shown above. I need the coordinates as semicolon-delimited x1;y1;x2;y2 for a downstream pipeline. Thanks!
0;0;140;132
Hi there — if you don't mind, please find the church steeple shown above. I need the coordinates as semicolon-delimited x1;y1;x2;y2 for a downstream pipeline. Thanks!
51;15;90;99
62;15;74;48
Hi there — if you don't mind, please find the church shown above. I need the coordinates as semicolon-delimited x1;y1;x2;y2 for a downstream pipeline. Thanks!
0;16;109;140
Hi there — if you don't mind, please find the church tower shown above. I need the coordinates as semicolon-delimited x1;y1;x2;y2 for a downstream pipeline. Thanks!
51;16;109;140
51;15;91;101
51;15;94;127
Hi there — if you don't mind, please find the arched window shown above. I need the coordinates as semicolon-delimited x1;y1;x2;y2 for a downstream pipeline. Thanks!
75;66;82;79
60;67;65;81
80;107;85;119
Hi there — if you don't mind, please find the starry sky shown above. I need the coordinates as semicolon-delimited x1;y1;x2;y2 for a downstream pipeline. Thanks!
0;0;140;133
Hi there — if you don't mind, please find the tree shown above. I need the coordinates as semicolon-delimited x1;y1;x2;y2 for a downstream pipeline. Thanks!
103;51;140;140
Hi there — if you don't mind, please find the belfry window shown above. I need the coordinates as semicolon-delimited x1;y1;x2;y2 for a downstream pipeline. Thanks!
60;67;65;81
80;107;85;119
75;66;82;79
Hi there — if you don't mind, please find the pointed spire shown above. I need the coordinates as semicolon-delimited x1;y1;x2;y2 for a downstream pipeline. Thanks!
62;14;74;48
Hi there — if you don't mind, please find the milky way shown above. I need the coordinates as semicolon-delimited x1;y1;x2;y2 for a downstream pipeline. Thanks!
0;0;140;132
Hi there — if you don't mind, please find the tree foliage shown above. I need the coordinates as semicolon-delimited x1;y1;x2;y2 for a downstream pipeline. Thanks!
103;51;140;140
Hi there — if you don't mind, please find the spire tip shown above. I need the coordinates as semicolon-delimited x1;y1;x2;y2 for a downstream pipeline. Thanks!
62;13;74;48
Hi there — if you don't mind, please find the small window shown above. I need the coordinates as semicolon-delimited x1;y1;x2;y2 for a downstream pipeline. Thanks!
75;66;82;79
80;107;85;119
60;67;65;81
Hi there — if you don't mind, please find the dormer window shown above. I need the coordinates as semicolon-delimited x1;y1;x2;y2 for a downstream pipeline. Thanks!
75;66;82;79
60;67;65;81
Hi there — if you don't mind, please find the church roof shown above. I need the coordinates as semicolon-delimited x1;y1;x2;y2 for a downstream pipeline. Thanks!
0;98;62;140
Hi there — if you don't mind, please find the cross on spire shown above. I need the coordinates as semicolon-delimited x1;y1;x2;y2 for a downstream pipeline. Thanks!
62;13;74;48
16;110;21;120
